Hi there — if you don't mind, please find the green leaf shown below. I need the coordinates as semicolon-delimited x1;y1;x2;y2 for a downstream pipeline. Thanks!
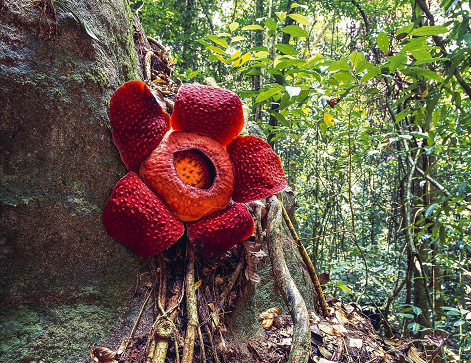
271;111;290;126
230;51;241;60
207;46;227;55
231;35;246;43
186;70;199;79
336;282;352;293
377;31;389;53
441;306;462;316
350;51;365;70
425;203;438;218
290;2;308;9
275;11;286;21
333;71;356;84
248;46;269;52
410;49;432;61
328;58;350;71
319;121;327;133
241;24;264;31
324;113;334;126
274;43;298;55
282;25;309;38
54;0;100;43
410;26;449;36
396;24;414;37
360;67;380;83
264;18;277;31
255;86;283;103
288;13;310;25
414;68;443;82
238;52;252;67
401;37;427;52
386;53;407;71
229;22;239;32
82;21;100;42
209;54;230;64
415;57;445;65
207;35;228;49
397;312;414;319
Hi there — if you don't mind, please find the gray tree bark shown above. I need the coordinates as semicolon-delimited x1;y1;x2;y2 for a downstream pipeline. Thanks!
0;1;142;362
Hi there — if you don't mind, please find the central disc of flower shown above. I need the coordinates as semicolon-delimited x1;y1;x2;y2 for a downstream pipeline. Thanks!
174;150;211;189
140;132;234;222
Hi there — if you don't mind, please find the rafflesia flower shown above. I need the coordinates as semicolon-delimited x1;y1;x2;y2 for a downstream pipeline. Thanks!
103;80;286;258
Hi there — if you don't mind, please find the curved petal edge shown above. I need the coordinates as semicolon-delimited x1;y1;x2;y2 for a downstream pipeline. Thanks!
103;172;184;258
170;84;244;147
227;136;287;203
187;203;254;259
109;80;170;172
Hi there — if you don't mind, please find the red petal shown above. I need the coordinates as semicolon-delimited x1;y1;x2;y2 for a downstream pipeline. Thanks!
140;132;234;222
187;203;254;259
171;85;244;147
103;172;184;258
227;136;287;203
109;80;170;171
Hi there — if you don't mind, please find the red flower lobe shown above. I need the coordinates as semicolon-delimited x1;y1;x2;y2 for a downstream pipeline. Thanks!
109;80;170;171
227;136;287;203
171;85;244;147
103;172;184;258
187;203;254;259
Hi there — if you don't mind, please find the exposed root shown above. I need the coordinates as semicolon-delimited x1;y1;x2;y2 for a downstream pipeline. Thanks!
182;241;199;363
33;0;58;39
281;201;330;317
197;322;207;362
216;258;244;311
267;195;311;363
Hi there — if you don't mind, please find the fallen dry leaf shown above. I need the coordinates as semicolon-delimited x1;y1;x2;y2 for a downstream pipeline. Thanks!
317;346;334;360
407;346;426;363
276;337;292;351
349;338;363;349
259;307;281;330
90;345;117;363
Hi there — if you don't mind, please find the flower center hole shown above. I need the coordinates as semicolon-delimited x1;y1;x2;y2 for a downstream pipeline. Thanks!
174;150;215;189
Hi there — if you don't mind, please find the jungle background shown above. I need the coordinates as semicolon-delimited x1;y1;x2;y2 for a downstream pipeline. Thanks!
0;0;470;362
130;0;471;359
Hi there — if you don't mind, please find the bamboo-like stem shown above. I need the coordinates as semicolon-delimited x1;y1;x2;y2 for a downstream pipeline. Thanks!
181;241;198;363
280;200;329;317
267;196;310;363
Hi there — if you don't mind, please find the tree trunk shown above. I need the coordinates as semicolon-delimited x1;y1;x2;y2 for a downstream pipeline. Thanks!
0;1;142;362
